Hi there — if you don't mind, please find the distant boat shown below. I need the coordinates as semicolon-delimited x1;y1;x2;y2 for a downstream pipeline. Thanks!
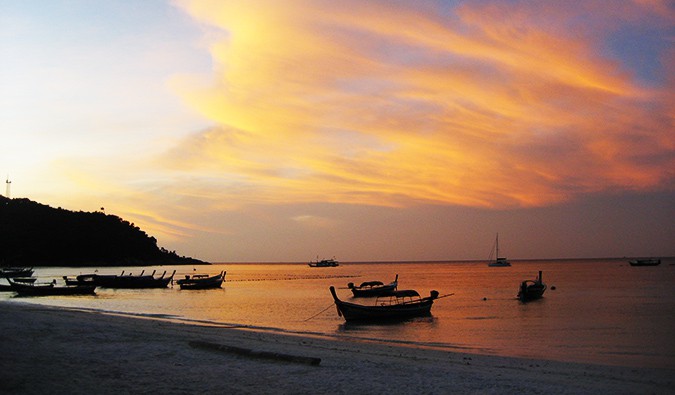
517;271;547;302
487;233;511;267
329;286;442;322
176;271;226;290
309;258;339;267
348;274;398;297
629;258;661;266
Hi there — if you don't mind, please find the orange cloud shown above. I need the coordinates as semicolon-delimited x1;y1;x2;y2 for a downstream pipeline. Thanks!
169;0;674;209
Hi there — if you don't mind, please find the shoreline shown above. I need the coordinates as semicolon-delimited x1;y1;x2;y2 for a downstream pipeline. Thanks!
1;302;672;394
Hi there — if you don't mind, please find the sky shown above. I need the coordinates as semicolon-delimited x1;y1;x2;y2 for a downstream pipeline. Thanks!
1;0;673;262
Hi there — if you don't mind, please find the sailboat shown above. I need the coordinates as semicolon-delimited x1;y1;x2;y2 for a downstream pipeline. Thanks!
487;233;511;267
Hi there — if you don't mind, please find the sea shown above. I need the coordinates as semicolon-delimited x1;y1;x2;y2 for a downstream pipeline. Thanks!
3;258;674;369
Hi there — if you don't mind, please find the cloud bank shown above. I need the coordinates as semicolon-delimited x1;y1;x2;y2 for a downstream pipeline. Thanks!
168;0;674;209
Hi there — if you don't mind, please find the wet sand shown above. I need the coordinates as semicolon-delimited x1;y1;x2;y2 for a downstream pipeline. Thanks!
0;302;671;394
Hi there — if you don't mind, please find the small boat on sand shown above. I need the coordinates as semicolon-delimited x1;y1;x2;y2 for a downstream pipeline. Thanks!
177;271;226;290
330;286;447;322
348;274;398;297
628;258;661;266
8;279;96;296
517;271;547;302
309;258;339;267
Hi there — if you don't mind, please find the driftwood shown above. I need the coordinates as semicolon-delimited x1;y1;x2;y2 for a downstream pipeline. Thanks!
188;340;321;366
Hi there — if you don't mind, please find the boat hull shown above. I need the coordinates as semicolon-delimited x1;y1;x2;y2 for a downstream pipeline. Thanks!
9;281;96;296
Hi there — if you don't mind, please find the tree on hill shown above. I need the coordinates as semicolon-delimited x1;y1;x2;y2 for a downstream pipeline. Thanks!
0;196;207;266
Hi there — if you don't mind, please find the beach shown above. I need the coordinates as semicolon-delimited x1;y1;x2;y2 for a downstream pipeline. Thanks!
1;302;672;394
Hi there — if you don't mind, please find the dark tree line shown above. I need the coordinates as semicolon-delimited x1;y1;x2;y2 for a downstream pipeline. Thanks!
0;196;206;266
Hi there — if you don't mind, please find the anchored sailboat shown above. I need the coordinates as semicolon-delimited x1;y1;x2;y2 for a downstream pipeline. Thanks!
487;233;511;267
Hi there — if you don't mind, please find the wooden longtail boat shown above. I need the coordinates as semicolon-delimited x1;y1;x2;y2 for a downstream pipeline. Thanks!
348;274;398;297
74;270;175;288
177;271;226;290
517;271;547;302
329;286;441;322
8;278;96;296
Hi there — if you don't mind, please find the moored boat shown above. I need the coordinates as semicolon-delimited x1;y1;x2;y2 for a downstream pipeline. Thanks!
517;271;547;302
629;258;661;266
177;271;226;290
348;274;398;297
329;286;443;322
8;279;96;296
74;270;175;288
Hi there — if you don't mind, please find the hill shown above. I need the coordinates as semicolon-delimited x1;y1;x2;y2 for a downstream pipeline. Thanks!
0;196;207;266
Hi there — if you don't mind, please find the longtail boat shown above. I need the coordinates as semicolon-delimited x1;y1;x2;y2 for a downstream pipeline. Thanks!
74;270;175;289
329;286;444;322
8;278;96;296
517;271;547;302
177;271;226;290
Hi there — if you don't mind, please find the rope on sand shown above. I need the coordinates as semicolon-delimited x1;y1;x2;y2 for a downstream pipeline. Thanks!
188;340;321;366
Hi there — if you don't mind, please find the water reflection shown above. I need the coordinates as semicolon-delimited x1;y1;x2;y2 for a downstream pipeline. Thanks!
4;259;674;368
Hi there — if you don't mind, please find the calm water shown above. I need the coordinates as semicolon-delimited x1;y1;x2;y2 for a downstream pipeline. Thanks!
3;259;674;369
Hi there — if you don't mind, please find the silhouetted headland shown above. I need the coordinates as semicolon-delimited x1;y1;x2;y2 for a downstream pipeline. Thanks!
0;196;207;266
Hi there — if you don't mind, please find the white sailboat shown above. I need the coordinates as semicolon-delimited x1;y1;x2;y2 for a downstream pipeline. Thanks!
487;233;511;267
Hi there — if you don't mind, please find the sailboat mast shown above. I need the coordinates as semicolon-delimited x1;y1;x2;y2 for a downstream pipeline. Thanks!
496;233;499;258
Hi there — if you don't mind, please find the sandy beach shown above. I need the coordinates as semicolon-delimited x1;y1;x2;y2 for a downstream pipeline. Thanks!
1;302;672;394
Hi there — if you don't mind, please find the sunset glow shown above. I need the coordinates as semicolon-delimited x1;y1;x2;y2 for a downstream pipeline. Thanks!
174;0;673;209
1;0;673;261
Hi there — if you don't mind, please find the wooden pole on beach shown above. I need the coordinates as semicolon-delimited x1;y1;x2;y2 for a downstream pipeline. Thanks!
188;340;321;366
